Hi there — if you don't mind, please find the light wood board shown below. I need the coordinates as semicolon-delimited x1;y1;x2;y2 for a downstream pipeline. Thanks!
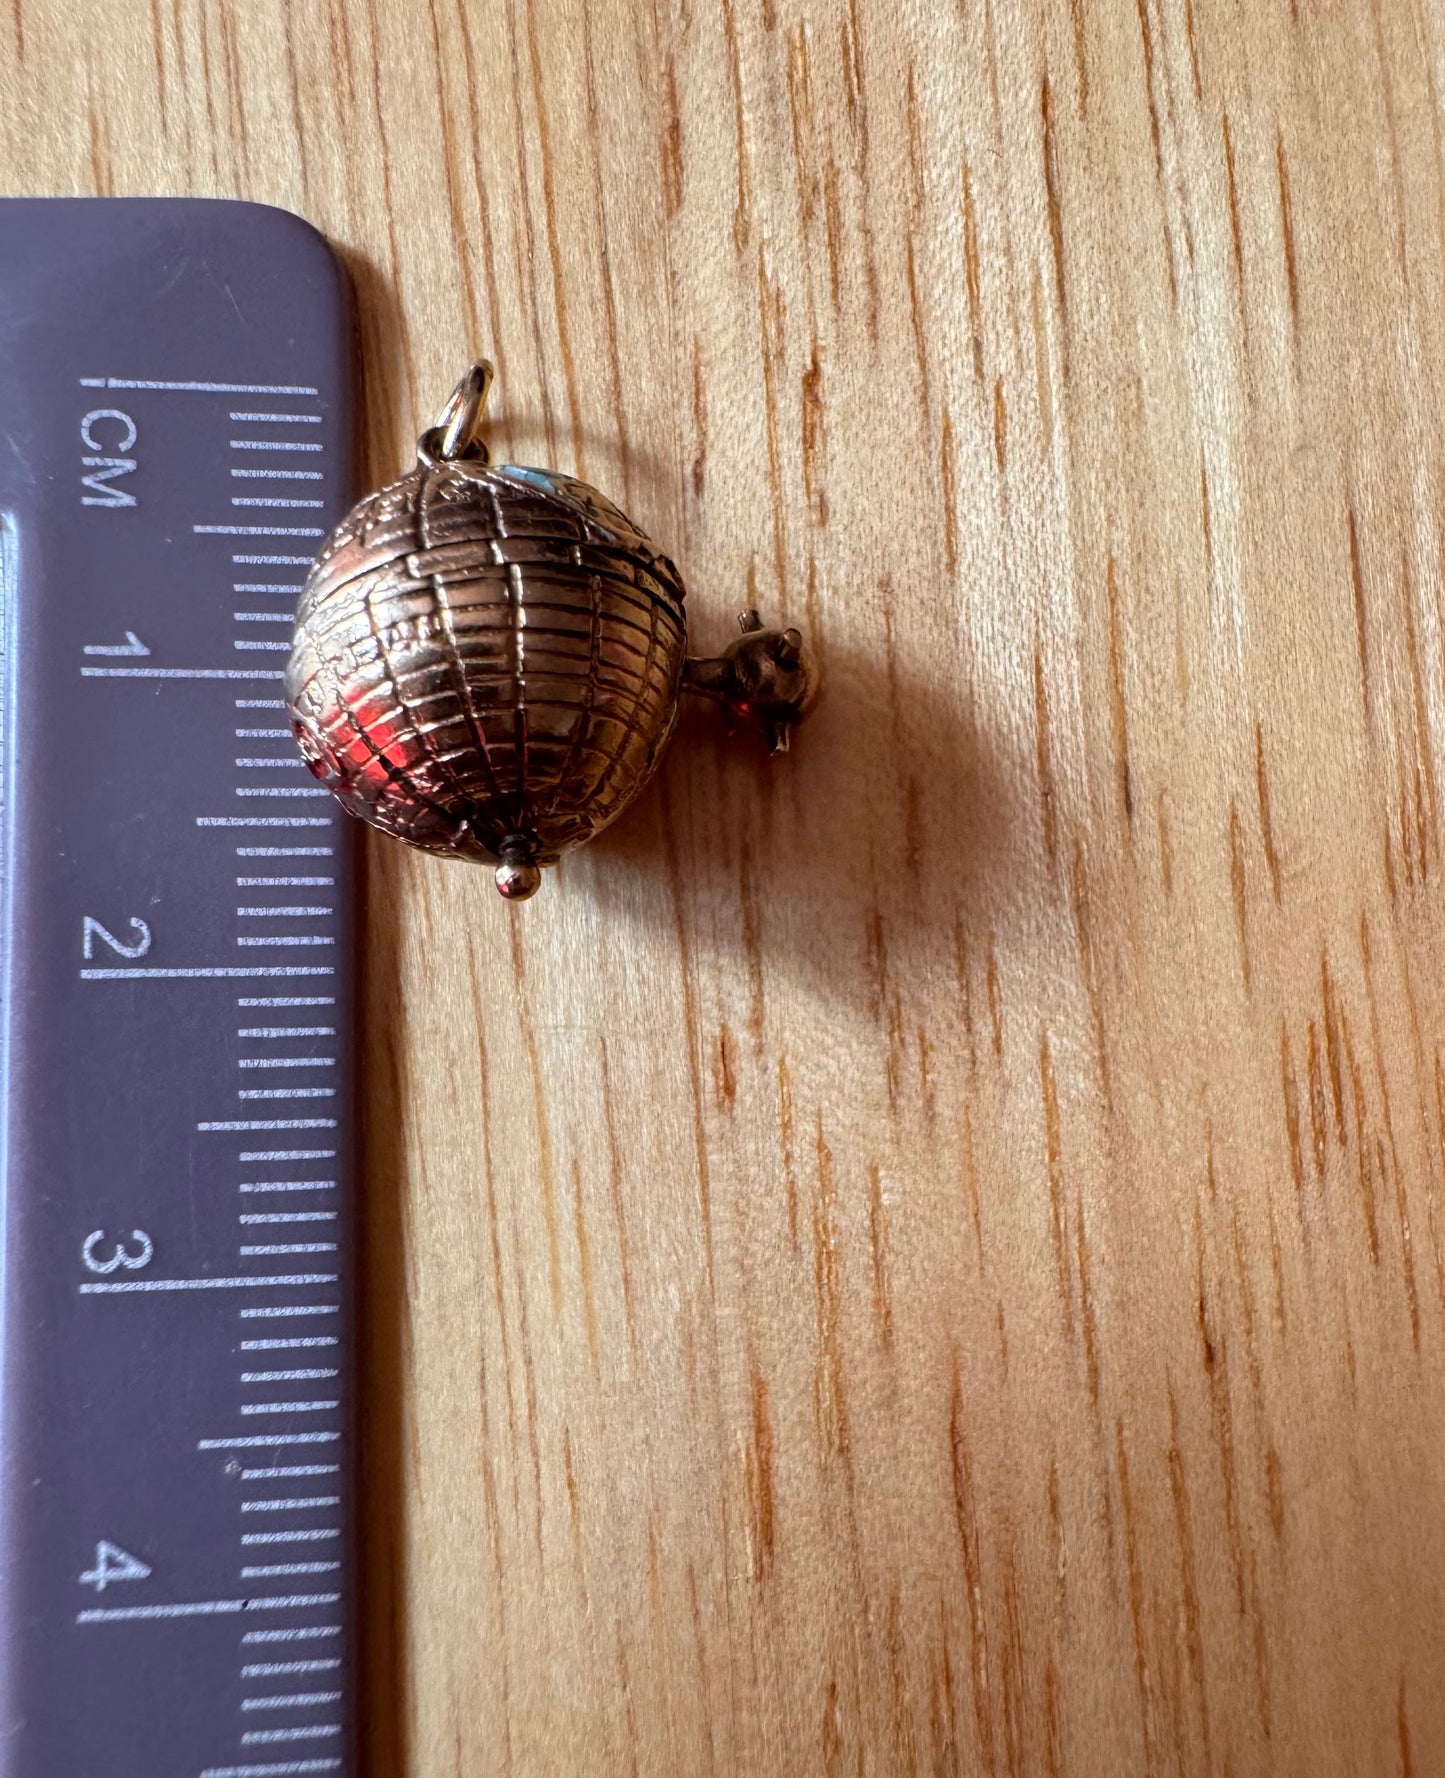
6;1;1445;1771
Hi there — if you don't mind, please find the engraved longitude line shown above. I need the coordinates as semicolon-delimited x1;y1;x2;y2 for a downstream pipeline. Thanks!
537;539;605;823
423;469;510;820
484;477;529;827
606;576;686;641
510;545;527;820
318;503;467;845
589;554;665;824
367;481;481;817
633;585;678;780
578;540;671;578
511;555;528;813
351;501;437;774
335;698;463;839
323;632;458;832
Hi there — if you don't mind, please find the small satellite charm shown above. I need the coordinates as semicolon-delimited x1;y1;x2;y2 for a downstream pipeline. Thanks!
286;361;817;899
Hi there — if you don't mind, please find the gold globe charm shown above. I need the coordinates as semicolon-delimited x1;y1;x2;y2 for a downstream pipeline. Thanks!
286;363;816;899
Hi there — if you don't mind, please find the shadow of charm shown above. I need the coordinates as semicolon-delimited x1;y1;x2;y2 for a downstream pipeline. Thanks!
286;361;817;899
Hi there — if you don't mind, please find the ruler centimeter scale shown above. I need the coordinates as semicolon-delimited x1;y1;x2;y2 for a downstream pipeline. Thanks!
0;201;358;1777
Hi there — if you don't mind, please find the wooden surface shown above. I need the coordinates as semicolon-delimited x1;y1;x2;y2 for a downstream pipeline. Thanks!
7;1;1445;1771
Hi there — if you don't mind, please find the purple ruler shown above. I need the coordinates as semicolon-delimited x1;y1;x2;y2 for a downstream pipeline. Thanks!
0;199;358;1777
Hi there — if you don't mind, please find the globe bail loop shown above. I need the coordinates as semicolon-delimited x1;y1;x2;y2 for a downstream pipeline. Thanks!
417;359;494;467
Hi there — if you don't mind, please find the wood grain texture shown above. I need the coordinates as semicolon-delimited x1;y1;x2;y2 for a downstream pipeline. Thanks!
6;1;1445;1771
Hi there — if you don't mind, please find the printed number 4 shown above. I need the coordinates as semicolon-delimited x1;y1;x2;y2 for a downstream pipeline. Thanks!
82;915;151;961
80;1540;152;1592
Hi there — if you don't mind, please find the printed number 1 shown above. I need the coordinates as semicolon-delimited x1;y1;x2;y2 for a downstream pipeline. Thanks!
80;1541;151;1592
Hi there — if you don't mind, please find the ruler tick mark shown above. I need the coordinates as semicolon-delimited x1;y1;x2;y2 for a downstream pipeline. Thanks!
242;1214;338;1229
83;965;333;980
241;1690;343;1708
239;1734;343;1753
239;1240;337;1253
79;376;320;394
198;525;325;537
77;1590;338;1623
235;937;337;948
241;1529;342;1545
78;1598;249;1622
241;1467;341;1481
240;1562;341;1577
238;1304;339;1318
238;906;335;917
239;1399;340;1413
237;1020;337;1029
233;786;332;798
239;1145;335;1159
240;1184;336;1198
232;469;326;481
234;1084;336;1101
239;1057;339;1068
199;1433;341;1450
230;440;325;453
201;1118;337;1131
239;1363;339;1378
241;1626;343;1643
80;1274;337;1294
200;1762;341;1778
83;666;283;680
242;1499;341;1513
199;817;334;828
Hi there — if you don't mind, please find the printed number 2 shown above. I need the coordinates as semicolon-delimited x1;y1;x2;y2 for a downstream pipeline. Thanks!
82;916;151;961
80;1540;152;1592
82;1229;153;1275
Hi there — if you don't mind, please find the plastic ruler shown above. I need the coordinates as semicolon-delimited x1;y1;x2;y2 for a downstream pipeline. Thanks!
0;198;358;1777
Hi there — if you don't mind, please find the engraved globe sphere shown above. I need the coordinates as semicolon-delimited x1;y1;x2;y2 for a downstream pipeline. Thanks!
285;457;689;896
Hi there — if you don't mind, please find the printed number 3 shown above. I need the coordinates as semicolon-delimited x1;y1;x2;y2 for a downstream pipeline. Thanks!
82;1229;153;1275
82;915;151;960
80;1540;152;1592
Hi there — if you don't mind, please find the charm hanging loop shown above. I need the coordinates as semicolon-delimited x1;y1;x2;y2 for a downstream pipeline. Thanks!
416;359;494;466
